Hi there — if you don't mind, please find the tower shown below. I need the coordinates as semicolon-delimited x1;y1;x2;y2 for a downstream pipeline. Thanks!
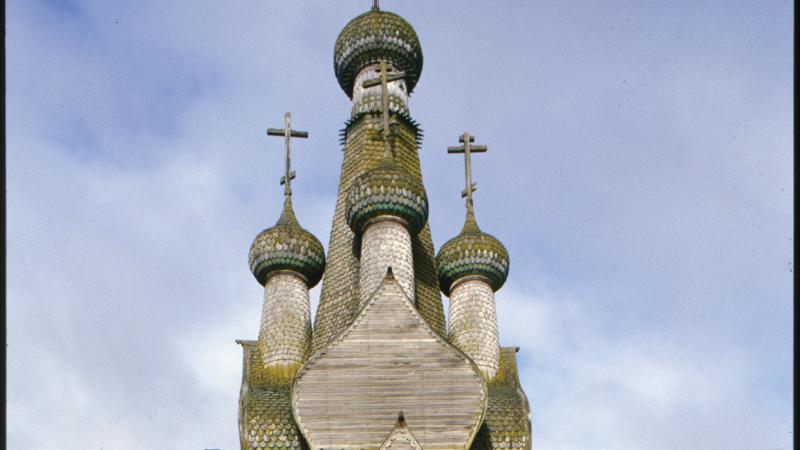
437;132;508;381
238;4;531;450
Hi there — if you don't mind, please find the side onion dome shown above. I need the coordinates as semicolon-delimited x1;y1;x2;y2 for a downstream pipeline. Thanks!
436;210;510;296
249;198;326;288
346;158;429;235
334;9;423;99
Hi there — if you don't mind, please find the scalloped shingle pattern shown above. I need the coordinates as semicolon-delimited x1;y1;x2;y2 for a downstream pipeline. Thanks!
471;348;532;450
334;10;423;98
360;219;415;305
448;279;500;380
436;214;509;296
237;340;310;450
313;113;446;354
249;200;326;288
346;160;429;235
257;272;312;377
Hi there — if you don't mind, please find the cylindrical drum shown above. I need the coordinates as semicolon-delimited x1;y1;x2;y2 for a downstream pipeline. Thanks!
257;271;312;379
447;277;500;380
359;217;415;304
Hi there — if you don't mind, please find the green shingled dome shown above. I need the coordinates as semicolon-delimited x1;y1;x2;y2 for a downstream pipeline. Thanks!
436;211;510;296
334;9;423;98
346;159;429;235
249;198;326;288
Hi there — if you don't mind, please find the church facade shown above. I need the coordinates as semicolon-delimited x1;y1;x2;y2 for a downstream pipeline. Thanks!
237;5;531;450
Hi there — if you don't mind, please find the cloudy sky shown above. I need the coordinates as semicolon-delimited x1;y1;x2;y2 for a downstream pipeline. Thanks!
6;0;793;449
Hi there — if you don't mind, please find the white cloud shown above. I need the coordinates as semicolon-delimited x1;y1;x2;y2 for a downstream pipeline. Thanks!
6;1;792;449
499;286;789;449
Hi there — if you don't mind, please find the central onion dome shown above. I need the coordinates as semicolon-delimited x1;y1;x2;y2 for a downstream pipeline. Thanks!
334;8;423;99
346;158;429;235
249;198;326;287
436;211;510;296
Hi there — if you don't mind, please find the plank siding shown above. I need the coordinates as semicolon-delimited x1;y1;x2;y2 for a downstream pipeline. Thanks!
294;273;487;450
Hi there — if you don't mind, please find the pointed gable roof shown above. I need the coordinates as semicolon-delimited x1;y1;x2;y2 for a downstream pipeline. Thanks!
379;412;423;450
293;270;487;450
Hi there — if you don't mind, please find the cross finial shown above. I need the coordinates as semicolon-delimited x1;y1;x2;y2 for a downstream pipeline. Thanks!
266;112;309;197
447;132;488;214
362;60;405;159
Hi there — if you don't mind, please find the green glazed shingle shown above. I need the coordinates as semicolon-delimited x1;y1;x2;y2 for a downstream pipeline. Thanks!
346;158;429;235
334;9;423;98
436;210;510;296
249;198;326;288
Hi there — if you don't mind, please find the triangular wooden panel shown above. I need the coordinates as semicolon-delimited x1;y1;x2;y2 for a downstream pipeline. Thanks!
380;413;423;450
293;272;487;450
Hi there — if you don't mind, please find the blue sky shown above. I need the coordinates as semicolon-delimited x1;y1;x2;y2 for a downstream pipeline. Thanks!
6;1;793;449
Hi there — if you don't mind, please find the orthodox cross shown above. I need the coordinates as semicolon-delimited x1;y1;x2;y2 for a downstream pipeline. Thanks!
266;112;308;197
362;60;405;157
447;132;488;212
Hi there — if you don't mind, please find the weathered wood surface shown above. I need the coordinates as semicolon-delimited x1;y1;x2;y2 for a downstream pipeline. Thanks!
448;279;500;380
379;414;422;450
294;273;487;450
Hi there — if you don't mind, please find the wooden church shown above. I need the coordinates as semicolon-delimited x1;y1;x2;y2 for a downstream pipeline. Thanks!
237;3;532;449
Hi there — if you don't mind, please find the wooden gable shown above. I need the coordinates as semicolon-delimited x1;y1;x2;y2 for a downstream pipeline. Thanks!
380;413;423;450
293;270;487;450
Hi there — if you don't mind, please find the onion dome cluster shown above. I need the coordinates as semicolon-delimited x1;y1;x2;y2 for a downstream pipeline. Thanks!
346;159;429;235
436;212;510;296
249;198;326;288
334;9;423;99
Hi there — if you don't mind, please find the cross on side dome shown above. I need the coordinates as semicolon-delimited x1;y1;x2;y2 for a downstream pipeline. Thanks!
266;112;308;197
447;131;488;217
437;132;509;296
250;112;325;288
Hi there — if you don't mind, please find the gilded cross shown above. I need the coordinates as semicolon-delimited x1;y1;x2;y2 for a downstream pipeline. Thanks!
362;60;405;157
447;132;488;212
266;112;308;197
